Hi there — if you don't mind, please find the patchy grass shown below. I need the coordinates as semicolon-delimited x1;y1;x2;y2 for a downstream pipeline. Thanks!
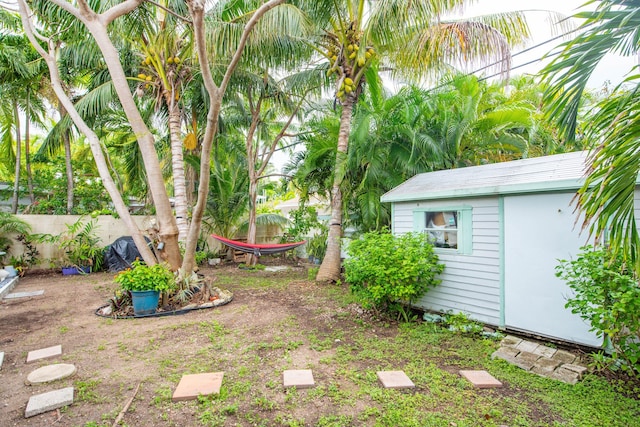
3;264;639;426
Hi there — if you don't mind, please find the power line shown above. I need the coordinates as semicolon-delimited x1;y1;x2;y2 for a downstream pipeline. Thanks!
275;26;584;153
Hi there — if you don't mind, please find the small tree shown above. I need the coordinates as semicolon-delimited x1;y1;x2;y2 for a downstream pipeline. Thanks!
344;230;444;321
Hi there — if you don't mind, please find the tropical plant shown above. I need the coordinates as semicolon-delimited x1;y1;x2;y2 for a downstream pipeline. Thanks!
344;230;444;321
15;0;299;281
0;212;32;256
541;0;640;272
304;0;537;282
114;259;176;293
556;245;640;375
37;217;105;271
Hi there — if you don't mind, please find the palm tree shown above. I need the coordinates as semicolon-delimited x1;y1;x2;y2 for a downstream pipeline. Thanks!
541;0;640;271
304;0;535;282
0;31;47;213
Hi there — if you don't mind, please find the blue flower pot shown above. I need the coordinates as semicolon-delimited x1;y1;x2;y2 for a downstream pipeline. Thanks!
131;290;160;316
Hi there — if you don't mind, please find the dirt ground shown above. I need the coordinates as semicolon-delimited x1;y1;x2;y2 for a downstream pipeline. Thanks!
0;261;386;426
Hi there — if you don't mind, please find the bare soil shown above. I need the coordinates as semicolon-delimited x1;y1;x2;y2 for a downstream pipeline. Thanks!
0;260;633;426
1;261;382;426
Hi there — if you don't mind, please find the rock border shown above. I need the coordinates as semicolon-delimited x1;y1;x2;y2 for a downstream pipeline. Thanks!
94;288;233;319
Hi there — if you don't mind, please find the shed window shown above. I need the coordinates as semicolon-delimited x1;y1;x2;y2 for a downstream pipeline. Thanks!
425;211;458;249
413;206;472;255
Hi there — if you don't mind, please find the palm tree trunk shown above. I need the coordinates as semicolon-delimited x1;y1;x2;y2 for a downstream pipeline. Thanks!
246;177;259;265
167;97;189;242
316;95;355;282
11;100;21;214
25;90;35;204
58;105;75;214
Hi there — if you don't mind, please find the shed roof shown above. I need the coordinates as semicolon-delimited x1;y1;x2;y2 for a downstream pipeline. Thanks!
381;151;591;203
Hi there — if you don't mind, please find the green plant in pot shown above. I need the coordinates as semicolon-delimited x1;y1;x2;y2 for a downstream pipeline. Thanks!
37;217;104;274
307;232;327;264
114;259;176;316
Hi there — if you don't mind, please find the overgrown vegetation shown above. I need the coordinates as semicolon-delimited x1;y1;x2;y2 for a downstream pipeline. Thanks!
344;230;444;320
556;245;640;376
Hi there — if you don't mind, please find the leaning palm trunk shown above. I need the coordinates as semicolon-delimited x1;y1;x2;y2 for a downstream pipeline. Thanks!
316;95;354;282
17;0;180;269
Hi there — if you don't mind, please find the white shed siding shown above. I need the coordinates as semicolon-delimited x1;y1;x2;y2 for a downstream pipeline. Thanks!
392;197;501;325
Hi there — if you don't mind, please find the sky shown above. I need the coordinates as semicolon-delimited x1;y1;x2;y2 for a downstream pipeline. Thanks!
458;0;638;88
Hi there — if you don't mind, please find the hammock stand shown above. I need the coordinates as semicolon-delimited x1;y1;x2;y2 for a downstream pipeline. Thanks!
211;234;306;258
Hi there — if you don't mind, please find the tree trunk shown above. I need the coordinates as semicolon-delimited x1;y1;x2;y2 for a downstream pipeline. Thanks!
166;95;189;242
316;95;355;282
11;100;21;214
17;0;165;269
58;105;75;214
25;90;35;204
83;19;181;269
246;177;259;265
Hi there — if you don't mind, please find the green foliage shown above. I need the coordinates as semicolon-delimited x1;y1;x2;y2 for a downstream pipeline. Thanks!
36;216;105;270
556;245;640;375
282;204;321;242
344;230;444;319
114;259;176;293
0;212;31;251
306;228;328;260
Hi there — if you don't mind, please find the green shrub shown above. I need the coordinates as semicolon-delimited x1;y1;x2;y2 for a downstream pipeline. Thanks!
114;259;176;293
556;245;640;375
344;230;444;320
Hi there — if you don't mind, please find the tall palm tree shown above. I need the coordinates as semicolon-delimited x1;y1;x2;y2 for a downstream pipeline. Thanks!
302;0;535;281
541;0;640;271
0;31;47;213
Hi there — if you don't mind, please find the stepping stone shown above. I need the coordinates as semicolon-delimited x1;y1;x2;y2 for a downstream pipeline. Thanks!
0;351;3;370
459;370;503;389
376;371;415;389
27;364;77;385
5;290;44;299
26;345;62;363
283;369;315;389
25;387;74;418
172;372;224;402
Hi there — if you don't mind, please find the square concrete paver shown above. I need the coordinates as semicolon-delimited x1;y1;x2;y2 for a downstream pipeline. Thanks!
25;387;74;418
172;372;224;402
283;369;315;389
459;370;503;388
26;345;62;363
376;371;415;389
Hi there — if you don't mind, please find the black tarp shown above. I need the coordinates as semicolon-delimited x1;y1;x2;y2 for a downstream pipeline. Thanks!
104;236;152;272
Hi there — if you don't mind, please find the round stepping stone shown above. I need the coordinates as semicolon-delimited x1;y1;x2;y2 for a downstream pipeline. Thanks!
27;363;77;385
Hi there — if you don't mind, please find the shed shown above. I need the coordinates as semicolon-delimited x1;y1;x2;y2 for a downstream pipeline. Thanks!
381;151;634;347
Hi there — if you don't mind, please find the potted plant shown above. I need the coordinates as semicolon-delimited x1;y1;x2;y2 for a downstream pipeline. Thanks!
114;259;176;316
307;233;327;265
36;217;104;275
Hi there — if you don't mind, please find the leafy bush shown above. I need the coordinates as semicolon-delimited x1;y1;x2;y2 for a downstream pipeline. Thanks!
114;259;176;293
556;245;640;375
344;230;444;320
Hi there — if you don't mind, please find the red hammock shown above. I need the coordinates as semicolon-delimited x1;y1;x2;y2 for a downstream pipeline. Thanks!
211;234;306;257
